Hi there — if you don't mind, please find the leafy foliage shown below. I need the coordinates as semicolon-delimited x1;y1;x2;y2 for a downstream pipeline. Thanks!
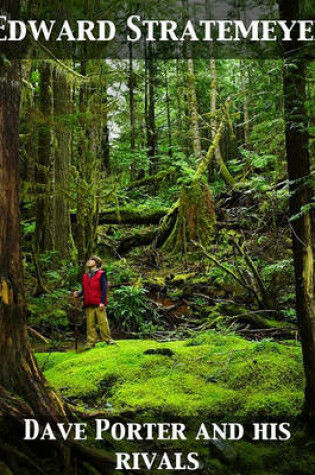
109;285;161;333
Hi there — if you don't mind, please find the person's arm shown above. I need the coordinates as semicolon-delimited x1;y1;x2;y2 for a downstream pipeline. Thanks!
100;273;107;305
73;281;84;298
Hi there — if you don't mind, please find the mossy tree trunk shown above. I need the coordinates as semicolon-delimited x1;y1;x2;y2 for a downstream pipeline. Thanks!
162;181;216;254
186;57;202;159
146;42;158;175
183;0;202;159
129;42;136;180
0;4;115;472
208;56;217;183
76;56;101;270
175;59;185;153
53;68;72;259
101;82;111;176
35;62;55;253
208;56;235;187
75;55;104;275
161;102;230;254
240;60;250;148
20;61;36;192
76;57;88;270
164;58;173;159
0;50;69;474
279;0;315;427
283;57;315;425
180;59;193;158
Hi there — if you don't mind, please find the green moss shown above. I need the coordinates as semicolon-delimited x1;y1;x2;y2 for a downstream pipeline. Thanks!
147;276;166;286
37;351;77;371
168;289;183;298
171;273;196;283
237;391;303;420
190;276;209;285
36;331;304;421
162;182;215;254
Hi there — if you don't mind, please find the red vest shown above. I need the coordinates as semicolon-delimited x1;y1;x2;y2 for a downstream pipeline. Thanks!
82;270;107;307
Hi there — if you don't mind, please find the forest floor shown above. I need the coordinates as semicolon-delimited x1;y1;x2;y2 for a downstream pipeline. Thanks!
35;332;315;474
28;198;308;473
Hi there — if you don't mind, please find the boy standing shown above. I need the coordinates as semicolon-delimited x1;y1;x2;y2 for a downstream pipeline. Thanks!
74;255;116;349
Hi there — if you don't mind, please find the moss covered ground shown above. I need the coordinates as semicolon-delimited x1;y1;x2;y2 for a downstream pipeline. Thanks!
35;332;315;474
37;331;303;420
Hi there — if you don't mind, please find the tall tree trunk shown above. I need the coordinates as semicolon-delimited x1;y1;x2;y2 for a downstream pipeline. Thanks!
175;58;186;153
209;59;225;170
209;59;235;186
206;0;235;185
0;46;67;475
129;42;136;180
76;53;89;270
20;61;36;187
0;1;64;422
164;59;173;158
206;0;218;182
208;58;217;182
53;68;72;259
240;60;250;147
143;38;149;178
0;60;65;401
181;61;192;158
101;63;111;176
279;0;315;426
146;43;158;175
76;56;100;271
35;62;55;253
0;55;114;470
176;58;191;157
102;109;110;175
182;0;201;159
186;57;202;159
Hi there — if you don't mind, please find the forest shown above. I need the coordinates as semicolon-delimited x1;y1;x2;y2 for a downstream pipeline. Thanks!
1;0;315;474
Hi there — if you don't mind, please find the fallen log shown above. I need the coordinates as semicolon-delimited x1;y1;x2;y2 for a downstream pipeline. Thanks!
72;207;169;225
98;208;169;225
237;327;298;340
117;229;157;253
228;311;294;330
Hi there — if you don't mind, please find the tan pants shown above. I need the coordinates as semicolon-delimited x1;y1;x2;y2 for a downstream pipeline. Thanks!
86;306;112;347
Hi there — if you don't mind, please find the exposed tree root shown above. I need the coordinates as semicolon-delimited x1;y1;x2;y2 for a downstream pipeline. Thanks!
0;324;114;474
68;439;115;473
0;385;115;475
0;440;46;475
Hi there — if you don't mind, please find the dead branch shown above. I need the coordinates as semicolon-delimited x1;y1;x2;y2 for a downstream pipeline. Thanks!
27;326;50;344
192;240;262;307
232;238;271;308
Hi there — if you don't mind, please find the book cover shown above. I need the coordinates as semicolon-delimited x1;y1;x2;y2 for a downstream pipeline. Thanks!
0;1;315;474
